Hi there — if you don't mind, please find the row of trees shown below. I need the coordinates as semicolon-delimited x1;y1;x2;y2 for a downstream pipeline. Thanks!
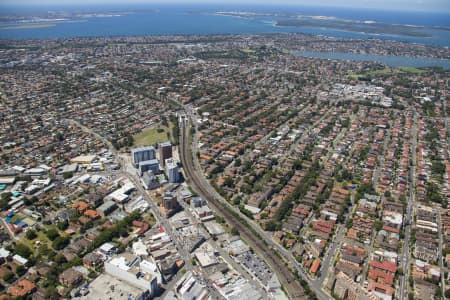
17;210;141;299
272;161;321;224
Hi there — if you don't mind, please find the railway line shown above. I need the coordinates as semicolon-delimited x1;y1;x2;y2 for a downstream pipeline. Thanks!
179;119;307;300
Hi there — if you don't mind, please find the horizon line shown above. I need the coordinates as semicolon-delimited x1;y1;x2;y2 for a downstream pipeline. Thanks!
0;2;449;14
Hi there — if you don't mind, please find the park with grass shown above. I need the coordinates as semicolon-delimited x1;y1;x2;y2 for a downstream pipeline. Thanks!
349;66;426;79
132;124;174;148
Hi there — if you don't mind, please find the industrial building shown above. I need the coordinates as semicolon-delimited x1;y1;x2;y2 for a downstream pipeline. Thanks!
104;253;160;298
73;273;151;300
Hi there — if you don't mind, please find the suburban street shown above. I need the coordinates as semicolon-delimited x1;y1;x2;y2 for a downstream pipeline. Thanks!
398;109;417;300
67;119;195;273
179;110;331;300
1;23;448;300
316;224;345;287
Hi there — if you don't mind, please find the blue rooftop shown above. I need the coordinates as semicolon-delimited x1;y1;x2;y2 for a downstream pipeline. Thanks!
131;146;155;153
139;159;159;166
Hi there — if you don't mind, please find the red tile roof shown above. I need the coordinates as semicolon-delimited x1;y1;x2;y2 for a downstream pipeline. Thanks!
9;280;36;297
368;281;394;296
310;259;321;274
382;225;400;233
370;260;397;274
84;209;100;219
368;269;394;285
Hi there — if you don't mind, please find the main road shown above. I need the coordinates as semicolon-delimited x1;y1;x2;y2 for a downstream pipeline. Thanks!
66;119;195;273
398;109;417;300
179;114;330;300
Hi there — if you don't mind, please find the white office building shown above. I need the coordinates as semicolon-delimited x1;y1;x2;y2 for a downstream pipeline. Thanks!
141;171;160;190
105;253;159;298
165;158;180;183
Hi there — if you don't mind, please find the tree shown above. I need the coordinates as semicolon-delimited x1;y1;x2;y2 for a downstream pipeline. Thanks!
445;288;450;298
356;231;364;241
62;172;73;179
15;265;26;276
15;243;32;259
357;182;374;196
45;286;59;300
426;182;445;206
0;198;9;210
52;236;70;250
346;219;353;229
88;270;97;278
341;169;353;181
265;220;280;231
45;228;60;241
57;220;69;231
25;230;38;240
215;215;225;224
118;226;129;238
54;253;67;264
431;160;445;178
230;227;239;236
0;192;12;201
0;192;12;210
374;220;383;231
223;176;234;188
293;159;302;170
2;270;15;283
399;194;407;204
234;158;241;167
24;196;37;206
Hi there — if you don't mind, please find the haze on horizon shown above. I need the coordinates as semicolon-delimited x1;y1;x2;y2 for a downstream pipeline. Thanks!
1;0;450;13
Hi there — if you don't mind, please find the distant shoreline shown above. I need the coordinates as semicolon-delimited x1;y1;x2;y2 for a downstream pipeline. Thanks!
0;7;449;47
275;20;432;38
0;23;56;30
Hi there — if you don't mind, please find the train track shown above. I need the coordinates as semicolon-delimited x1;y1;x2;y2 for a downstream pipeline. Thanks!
179;122;306;300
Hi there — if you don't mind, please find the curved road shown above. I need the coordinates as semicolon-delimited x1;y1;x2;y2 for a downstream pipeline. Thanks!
181;106;332;300
179;115;331;300
68;116;327;300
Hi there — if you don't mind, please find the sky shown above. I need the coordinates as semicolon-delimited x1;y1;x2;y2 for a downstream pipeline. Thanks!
1;0;449;13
